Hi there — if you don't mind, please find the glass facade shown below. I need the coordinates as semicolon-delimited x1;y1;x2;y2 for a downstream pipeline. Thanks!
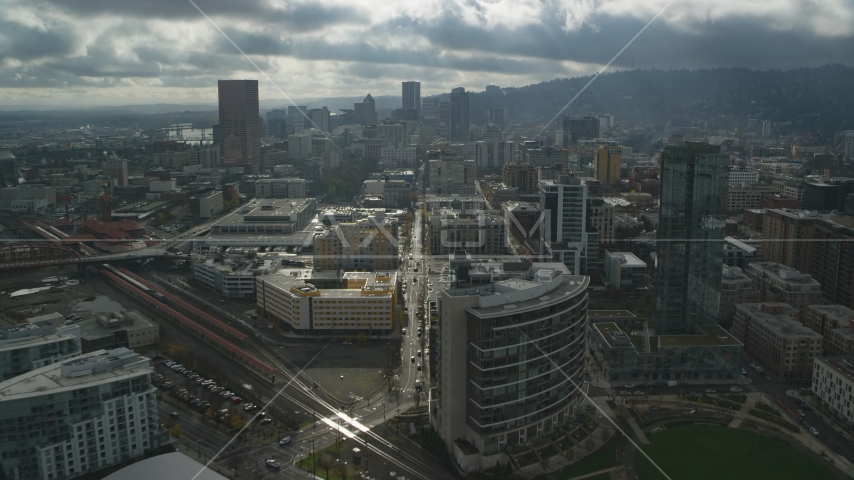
465;286;588;453
654;142;729;334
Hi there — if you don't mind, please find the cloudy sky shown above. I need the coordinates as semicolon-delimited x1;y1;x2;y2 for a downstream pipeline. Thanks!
1;0;853;107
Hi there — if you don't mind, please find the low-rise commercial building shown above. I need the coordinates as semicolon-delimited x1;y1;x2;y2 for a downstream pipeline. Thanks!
603;251;646;292
255;271;397;335
210;198;316;235
77;311;160;352
191;189;223;220
732;303;822;379
193;253;281;298
0;348;163;480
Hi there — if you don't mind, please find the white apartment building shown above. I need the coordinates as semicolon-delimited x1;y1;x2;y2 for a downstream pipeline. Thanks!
287;133;313;161
255;271;397;335
588;198;615;245
0;320;81;381
813;357;854;423
728;169;759;186
475;141;514;169
0;348;162;480
379;146;417;168
188;147;221;168
254;178;307;198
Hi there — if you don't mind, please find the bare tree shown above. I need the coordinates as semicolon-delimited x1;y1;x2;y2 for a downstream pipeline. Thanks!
315;455;332;478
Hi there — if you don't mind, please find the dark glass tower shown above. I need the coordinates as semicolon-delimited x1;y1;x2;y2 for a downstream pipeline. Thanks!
653;141;729;334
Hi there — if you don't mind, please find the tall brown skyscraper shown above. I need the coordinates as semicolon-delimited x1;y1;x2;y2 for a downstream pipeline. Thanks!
218;80;261;173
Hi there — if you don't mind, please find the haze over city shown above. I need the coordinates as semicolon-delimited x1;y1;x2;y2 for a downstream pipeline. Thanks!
1;0;854;106
1;1;854;480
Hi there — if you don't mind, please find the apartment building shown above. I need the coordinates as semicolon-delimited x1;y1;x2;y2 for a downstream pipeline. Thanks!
255;271;397;334
254;178;307;198
428;210;507;256
718;265;759;327
0;320;81;381
732;303;822;380
0;348;162;480
813;357;854;424
433;263;589;470
746;261;825;319
761;209;829;273
804;305;854;356
313;213;399;271
726;184;777;213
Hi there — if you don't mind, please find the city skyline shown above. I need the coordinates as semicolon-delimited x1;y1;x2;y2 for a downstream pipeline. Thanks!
1;0;853;106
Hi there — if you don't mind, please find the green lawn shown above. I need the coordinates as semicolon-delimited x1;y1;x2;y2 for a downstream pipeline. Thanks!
635;426;836;480
538;435;624;480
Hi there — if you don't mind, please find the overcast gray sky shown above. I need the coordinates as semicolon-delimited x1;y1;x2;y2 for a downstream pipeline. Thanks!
1;0;853;106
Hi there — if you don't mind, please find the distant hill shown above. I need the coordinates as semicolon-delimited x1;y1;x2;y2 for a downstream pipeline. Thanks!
473;65;854;134
1;65;852;134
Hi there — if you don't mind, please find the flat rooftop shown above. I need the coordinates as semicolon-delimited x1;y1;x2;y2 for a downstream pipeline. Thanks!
0;348;150;401
77;311;157;341
589;310;636;319
593;322;638;351
658;324;743;348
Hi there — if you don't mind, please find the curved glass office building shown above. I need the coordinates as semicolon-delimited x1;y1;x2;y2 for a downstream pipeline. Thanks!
433;262;589;470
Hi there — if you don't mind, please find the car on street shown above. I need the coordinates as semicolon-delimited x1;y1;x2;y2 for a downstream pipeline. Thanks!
265;459;281;469
411;356;415;363
417;364;422;371
797;409;806;417
169;412;179;419
619;391;631;396
705;388;717;394
741;368;748;375
633;390;644;395
624;384;635;388
730;387;743;393
809;427;819;436
279;436;291;446
260;418;273;425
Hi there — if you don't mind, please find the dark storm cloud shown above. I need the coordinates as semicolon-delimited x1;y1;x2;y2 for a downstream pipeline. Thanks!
40;0;365;32
0;18;80;61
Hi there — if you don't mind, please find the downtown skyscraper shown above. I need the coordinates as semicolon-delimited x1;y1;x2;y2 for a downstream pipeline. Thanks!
218;80;261;174
653;141;729;335
449;87;470;142
402;81;421;118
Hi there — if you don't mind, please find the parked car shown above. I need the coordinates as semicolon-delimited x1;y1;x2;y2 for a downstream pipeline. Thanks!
169;412;179;419
260;418;273;425
809;427;819;436
729;387;743;393
265;459;281;469
279;436;291;446
705;388;717;394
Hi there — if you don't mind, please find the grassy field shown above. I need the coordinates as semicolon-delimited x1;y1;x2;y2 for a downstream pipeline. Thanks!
536;435;624;480
635;426;837;480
